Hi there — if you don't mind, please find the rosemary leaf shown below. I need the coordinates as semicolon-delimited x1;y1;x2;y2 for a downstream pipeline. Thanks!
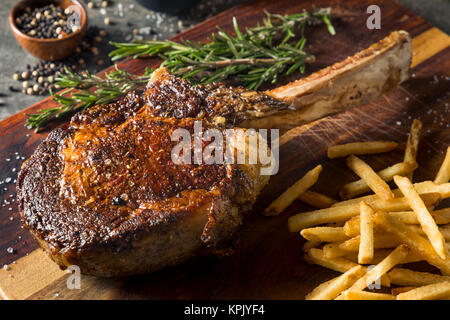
25;66;154;131
109;7;335;89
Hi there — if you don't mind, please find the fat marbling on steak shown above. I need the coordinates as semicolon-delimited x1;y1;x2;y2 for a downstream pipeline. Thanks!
17;31;411;277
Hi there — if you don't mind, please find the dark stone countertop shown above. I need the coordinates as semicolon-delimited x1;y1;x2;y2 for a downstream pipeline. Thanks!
0;0;448;121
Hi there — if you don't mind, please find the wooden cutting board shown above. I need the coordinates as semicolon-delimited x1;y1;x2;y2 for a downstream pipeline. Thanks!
0;0;449;300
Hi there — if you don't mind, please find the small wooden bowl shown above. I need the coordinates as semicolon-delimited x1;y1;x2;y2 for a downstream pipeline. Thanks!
10;0;87;61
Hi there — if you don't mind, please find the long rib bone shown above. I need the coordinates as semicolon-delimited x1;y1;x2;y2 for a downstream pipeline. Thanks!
240;31;411;129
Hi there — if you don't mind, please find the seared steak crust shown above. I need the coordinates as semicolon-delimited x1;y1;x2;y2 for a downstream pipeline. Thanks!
144;68;287;125
17;89;268;276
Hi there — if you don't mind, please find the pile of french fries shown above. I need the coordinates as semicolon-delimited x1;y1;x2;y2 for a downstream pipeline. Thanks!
265;119;450;300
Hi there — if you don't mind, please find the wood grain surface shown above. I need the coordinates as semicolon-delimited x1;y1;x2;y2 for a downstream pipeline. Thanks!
0;0;449;299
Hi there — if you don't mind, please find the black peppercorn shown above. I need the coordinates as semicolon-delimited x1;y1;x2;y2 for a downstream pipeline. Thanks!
112;196;126;206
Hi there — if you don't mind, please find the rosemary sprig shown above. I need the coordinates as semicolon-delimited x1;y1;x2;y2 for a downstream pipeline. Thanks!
109;7;335;89
26;66;154;130
25;8;335;130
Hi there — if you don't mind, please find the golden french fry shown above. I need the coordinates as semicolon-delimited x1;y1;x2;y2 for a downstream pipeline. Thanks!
302;240;322;252
435;147;450;184
345;209;450;235
345;245;409;292
408;224;450;242
347;155;394;200
397;282;450;300
404;119;422;180
340;162;417;200
288;193;440;232
332;180;449;207
394;175;447;259
389;209;450;225
306;278;335;300
264;165;322;216
323;242;349;259
389;268;450;287
344;291;396;300
305;248;390;287
343;215;396;237
300;227;348;242
328;141;398;159
339;234;400;252
343;216;361;237
344;250;422;265
298;190;338;209
305;265;365;300
373;211;450;275
391;287;417;296
429;182;450;198
305;248;358;273
359;202;374;264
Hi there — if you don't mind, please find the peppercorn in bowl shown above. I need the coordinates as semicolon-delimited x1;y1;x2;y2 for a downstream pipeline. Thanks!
10;0;87;61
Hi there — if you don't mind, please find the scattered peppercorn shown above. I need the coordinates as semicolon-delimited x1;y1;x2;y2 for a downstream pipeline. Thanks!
11;26;111;96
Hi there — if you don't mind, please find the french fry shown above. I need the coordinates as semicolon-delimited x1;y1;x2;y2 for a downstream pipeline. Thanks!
345;245;409;292
344;250;422;265
343;215;392;237
391;287;417;296
396;282;450;300
306;278;335;300
323;242;349;259
388;268;450;287
343;216;362;237
373;211;450;275
430;182;450;198
298;190;338;209
288;193;440;232
408;224;450;242
344;291;396;300
340;162;417;200
339;234;400;252
300;227;348;242
389;209;450;225
359;202;374;264
302;240;322;252
327;141;398;159
264;165;322;216
345;209;450;236
305;248;358;273
305;265;365;300
347;155;394;200
434;147;450;184
305;248;390;287
394;175;447;259
332;180;448;207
